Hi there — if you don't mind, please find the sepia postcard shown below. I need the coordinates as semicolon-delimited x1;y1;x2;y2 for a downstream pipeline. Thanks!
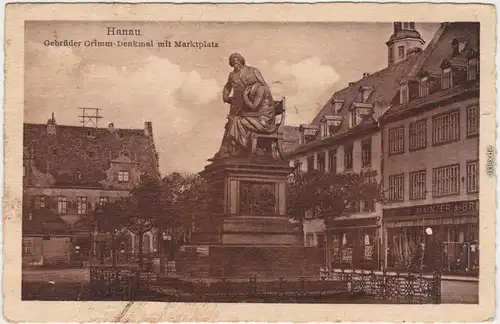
3;2;497;323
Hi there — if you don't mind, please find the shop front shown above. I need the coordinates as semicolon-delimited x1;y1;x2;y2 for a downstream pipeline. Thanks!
383;199;479;276
327;217;380;270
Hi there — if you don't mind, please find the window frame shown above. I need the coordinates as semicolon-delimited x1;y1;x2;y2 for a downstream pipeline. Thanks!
34;195;46;209
57;196;67;215
329;149;337;174
118;170;130;183
76;196;88;215
432;163;460;197
441;67;453;89
466;105;480;138
409;118;428;151
361;138;372;168
388;173;405;202
22;238;34;256
398;45;405;59
344;143;354;171
466;159;479;193
467;57;479;81
431;109;461;146
388;126;405;156
409;169;427;200
419;76;429;97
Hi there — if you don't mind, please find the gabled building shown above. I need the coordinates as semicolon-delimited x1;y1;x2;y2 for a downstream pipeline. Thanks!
287;22;427;270
22;115;161;265
379;22;480;275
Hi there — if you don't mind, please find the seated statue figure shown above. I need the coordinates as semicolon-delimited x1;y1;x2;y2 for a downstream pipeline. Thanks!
212;52;279;159
227;82;278;153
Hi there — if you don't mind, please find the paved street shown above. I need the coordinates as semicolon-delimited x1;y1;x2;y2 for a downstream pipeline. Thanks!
22;268;89;283
441;280;478;304
22;268;478;303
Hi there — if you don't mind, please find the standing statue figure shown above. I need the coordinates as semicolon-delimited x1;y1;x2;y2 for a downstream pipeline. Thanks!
212;53;278;160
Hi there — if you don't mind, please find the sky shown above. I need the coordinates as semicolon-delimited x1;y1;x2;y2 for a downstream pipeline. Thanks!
25;21;440;175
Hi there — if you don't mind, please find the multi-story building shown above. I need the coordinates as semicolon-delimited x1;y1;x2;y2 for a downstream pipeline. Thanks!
22;114;161;265
287;22;427;270
379;22;480;275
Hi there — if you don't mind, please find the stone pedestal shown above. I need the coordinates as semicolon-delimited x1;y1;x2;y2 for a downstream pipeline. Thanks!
176;157;323;279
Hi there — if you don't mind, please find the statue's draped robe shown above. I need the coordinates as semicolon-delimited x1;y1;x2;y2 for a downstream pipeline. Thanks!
215;66;277;158
228;82;277;150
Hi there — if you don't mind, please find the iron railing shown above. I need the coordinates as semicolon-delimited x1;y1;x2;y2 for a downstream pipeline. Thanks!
321;268;441;304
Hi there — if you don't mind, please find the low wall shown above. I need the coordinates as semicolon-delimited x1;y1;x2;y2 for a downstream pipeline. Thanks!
176;245;326;278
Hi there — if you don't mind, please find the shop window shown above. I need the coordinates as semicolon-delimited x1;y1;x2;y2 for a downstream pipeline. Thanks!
467;160;479;193
76;196;87;215
118;171;130;183
432;110;460;145
34;196;45;209
409;170;427;200
344;143;353;170
466;105;479;137
419;76;429;97
442;67;452;89
361;138;372;168
57;196;67;214
409;118;427;150
388;126;405;155
388;174;405;201
22;239;34;255
433;164;460;197
142;234;151;253
329;149;337;174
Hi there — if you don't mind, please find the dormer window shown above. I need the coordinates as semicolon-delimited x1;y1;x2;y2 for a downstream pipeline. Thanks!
400;84;409;104
467;57;479;81
419;76;429;97
442;67;452;89
331;99;344;113
118;171;130;183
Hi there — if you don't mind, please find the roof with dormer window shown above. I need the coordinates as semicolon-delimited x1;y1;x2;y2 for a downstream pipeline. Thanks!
381;22;479;122
23;122;160;188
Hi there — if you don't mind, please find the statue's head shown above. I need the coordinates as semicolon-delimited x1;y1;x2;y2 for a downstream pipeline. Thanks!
229;53;245;71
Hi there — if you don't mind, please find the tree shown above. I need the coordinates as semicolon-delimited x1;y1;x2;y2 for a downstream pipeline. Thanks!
287;169;386;230
93;200;128;266
155;172;210;274
123;174;163;269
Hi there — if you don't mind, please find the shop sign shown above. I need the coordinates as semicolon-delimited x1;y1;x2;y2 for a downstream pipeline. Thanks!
384;200;479;218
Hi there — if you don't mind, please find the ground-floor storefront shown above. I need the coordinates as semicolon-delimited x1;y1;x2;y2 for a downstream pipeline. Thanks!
327;217;381;270
383;199;479;275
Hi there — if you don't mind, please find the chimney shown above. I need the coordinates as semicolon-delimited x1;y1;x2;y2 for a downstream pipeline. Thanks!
393;22;402;33
108;122;116;133
363;73;370;78
144;121;153;137
451;38;460;57
47;112;56;135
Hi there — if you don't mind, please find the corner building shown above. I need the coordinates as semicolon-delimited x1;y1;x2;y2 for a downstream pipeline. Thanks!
287;21;427;270
379;22;480;275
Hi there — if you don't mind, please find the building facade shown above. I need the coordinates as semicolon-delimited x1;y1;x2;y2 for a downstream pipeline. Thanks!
287;22;428;270
379;22;480;275
22;115;161;266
